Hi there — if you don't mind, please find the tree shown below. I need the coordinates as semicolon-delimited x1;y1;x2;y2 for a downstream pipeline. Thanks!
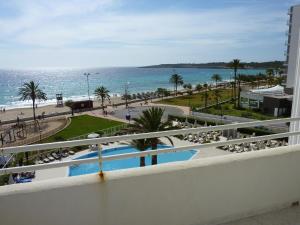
130;139;150;167
228;59;243;107
211;74;222;87
127;107;173;165
183;83;192;89
187;89;193;96
213;89;221;107
169;74;184;96
275;76;285;86
163;89;171;98
195;84;202;92
237;74;242;108
275;67;284;77
202;83;209;108
94;86;110;112
156;88;170;100
18;81;47;120
65;100;75;116
230;81;235;100
266;68;274;87
250;81;256;89
156;88;166;100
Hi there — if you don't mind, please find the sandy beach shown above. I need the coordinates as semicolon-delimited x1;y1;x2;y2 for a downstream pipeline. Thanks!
0;96;125;122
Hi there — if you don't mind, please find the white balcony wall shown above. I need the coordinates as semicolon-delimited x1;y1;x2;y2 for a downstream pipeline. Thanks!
1;145;300;225
289;29;300;145
287;5;300;88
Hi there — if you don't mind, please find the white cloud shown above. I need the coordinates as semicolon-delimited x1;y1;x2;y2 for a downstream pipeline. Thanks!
0;0;288;67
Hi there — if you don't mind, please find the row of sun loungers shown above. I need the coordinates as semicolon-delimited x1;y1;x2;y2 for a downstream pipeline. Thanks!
183;131;222;144
37;150;75;164
221;140;288;153
13;171;35;183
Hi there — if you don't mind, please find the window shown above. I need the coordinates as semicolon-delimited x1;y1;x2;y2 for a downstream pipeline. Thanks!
249;99;259;108
241;97;248;104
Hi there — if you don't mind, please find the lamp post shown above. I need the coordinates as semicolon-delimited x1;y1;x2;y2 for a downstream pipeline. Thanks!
188;98;191;116
124;82;130;108
220;104;223;123
84;73;91;108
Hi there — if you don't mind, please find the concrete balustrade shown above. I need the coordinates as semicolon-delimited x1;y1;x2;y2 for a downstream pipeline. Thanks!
0;145;300;225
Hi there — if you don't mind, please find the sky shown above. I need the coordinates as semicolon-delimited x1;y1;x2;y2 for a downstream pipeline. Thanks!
0;0;300;69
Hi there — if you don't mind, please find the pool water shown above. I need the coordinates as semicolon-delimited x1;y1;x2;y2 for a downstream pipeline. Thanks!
69;145;196;176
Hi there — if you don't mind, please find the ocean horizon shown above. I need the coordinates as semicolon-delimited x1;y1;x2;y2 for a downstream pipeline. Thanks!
0;67;264;110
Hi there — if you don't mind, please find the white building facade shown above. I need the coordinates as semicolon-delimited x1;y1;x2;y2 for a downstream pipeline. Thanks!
286;5;300;90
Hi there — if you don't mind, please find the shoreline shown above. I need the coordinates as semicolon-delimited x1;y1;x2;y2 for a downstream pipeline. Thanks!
0;81;233;123
0;79;233;111
0;96;124;123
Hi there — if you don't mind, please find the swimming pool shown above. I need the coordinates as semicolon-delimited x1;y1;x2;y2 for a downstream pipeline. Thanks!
69;145;196;176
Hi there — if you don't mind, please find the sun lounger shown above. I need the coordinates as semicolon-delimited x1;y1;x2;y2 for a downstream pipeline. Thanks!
43;158;50;163
68;150;75;155
15;178;32;183
61;151;69;157
51;152;61;160
47;154;55;161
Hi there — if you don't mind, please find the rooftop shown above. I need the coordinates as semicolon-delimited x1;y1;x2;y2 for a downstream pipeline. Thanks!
1;117;300;225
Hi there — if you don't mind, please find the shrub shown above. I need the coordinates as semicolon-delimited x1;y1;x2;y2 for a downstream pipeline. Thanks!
237;127;273;136
168;115;221;126
241;112;252;118
223;105;230;110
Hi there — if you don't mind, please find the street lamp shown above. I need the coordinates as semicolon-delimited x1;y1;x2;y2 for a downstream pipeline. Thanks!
84;73;91;108
124;82;130;108
188;98;191;115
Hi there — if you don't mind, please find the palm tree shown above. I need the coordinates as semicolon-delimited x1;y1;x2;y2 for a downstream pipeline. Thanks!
211;74;222;87
169;73;184;96
127;107;173;165
250;80;256;89
130;139;150;167
195;84;202;92
183;83;192;89
65;100;75;116
266;68;274;87
156;88;171;100
202;83;209;108
275;76;285;86
156;88;163;99
228;59;243;107
94;86;110;112
230;81;235;100
18;81;47;120
187;89;193;96
213;89;221;107
237;74;242;108
275;67;284;77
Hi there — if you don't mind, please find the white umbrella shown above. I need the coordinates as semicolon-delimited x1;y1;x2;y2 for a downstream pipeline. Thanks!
8;174;14;184
193;120;198;128
184;117;189;127
87;133;100;139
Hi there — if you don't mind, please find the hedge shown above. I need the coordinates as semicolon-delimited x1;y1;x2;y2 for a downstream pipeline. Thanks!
168;114;275;136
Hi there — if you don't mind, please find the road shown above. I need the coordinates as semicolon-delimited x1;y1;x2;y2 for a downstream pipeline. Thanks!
191;111;289;133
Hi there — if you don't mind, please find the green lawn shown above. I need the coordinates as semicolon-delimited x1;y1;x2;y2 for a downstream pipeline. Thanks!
203;103;276;120
156;88;232;109
156;88;280;120
44;115;124;142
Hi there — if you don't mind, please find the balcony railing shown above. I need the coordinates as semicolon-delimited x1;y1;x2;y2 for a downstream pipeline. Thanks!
1;117;300;176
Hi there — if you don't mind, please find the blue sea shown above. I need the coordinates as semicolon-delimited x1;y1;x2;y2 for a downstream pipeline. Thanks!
0;67;264;109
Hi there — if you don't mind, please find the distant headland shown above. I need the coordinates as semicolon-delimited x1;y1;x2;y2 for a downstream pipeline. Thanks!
140;61;284;69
